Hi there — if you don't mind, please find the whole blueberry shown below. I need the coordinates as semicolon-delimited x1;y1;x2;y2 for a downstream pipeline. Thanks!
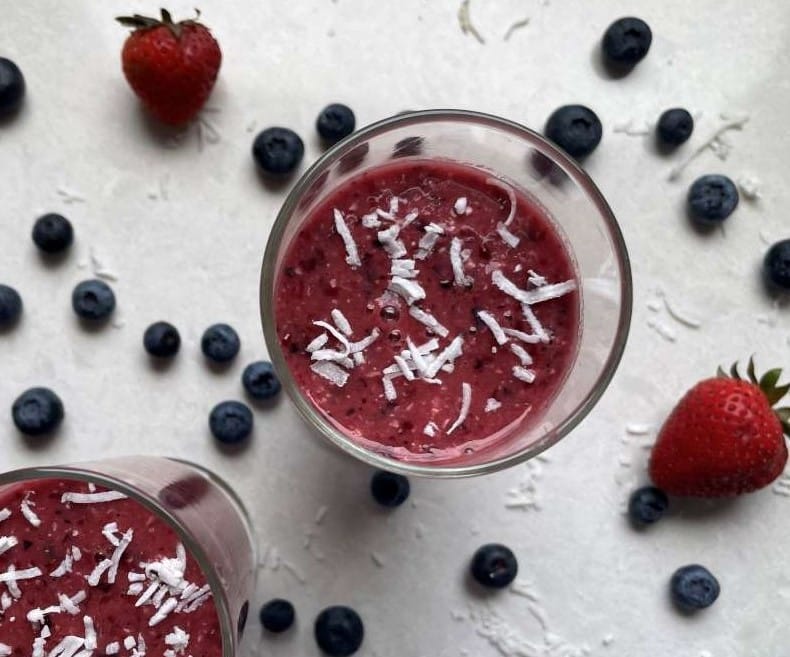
670;564;720;611
259;598;295;633
201;324;240;363
143;321;181;358
0;284;22;325
71;279;115;321
12;387;64;436
688;174;739;224
544;105;602;159
470;543;518;589
764;239;790;290
242;361;281;400
0;58;25;116
209;400;253;444
32;213;74;254
252;127;304;176
628;486;669;525
657;108;694;146
317;103;356;145
602;17;652;66
370;470;410;508
314;606;364;657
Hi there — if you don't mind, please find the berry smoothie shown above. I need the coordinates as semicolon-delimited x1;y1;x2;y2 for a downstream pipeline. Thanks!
0;478;221;657
275;159;580;460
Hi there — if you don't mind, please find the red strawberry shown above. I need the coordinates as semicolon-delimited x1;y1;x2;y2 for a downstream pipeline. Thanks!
117;9;221;125
649;359;790;497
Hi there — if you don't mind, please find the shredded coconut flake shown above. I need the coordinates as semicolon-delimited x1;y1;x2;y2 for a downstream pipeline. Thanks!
0;644;11;657
382;376;397;401
447;383;472;434
123;637;136;651
423;421;439;437
149;597;178;626
486;177;517;226
510;343;533;366
513;366;536;383
87;559;113;586
0;509;10;523
333;208;361;267
44;636;84;657
164;627;190;654
83;616;97;650
476;311;508;345
20;496;41;527
502;327;542;344
107;529;133;584
403;210;419;225
0;566;42;583
393;355;416;380
104;643;120;655
496;223;520;247
450;238;473;286
361;212;381;228
389;276;426;305
492;269;576;306
377;224;407;259
485;398;502;413
61;491;127;504
527;269;547;287
454;197;468;214
0;536;18;557
310;361;350;387
390;258;418;279
409;305;449;337
330;309;353;336
415;223;444;260
520;304;551;343
349;328;380;353
425;335;464;378
306;333;329;352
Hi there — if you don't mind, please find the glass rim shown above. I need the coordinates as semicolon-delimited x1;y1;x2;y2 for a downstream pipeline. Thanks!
0;457;253;656
261;108;633;478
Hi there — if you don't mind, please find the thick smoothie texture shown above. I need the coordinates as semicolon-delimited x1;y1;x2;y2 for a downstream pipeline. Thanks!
276;159;579;459
0;479;221;657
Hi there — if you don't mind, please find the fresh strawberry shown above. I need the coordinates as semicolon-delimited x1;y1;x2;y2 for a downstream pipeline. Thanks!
117;9;221;125
649;359;790;497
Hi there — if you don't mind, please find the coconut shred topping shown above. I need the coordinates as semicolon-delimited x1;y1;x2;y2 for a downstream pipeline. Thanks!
295;180;578;438
0;486;203;657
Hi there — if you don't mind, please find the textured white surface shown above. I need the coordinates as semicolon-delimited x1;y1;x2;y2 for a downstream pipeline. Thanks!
1;1;789;655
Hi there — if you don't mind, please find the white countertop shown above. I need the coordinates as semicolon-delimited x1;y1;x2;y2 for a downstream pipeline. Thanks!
1;1;789;655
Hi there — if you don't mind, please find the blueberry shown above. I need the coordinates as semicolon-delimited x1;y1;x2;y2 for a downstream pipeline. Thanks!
0;58;25;116
602;17;652;67
201;324;240;363
370;470;410;508
688;174;739;224
314;606;364;657
252;127;304;176
670;564;720;611
544;105;602;159
764;239;790;290
0;284;22;325
72;279;115;321
242;361;281;400
32;213;74;254
12;387;64;436
470;543;518;589
657;108;694;146
143;321;181;358
628;486;669;525
209;401;253;444
317;104;356;145
259;598;295;633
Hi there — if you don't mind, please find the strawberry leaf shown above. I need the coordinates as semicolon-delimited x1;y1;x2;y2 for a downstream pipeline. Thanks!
160;8;173;23
716;365;727;378
747;356;757;384
730;362;741;380
760;368;782;390
766;383;790;407
777;408;790;436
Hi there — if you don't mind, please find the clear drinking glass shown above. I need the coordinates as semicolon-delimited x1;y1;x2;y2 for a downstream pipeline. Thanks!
261;109;632;477
0;456;256;656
